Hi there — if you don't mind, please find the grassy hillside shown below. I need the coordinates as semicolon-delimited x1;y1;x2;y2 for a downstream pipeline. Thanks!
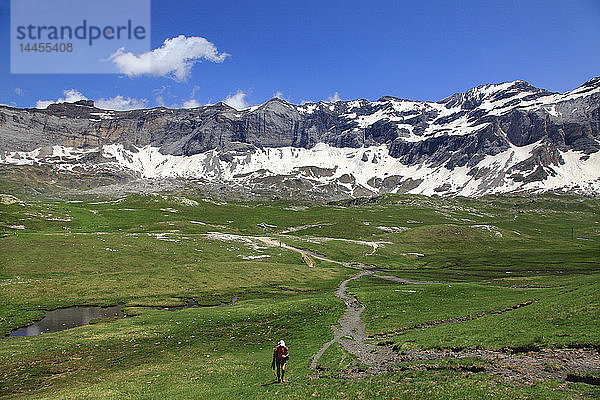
0;193;598;399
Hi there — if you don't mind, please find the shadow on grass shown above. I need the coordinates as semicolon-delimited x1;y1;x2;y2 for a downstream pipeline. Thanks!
260;379;280;386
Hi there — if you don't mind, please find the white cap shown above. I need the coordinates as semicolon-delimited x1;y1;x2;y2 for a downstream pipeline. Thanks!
278;340;285;347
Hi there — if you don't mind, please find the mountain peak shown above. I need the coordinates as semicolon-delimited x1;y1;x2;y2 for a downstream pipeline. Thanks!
377;96;403;102
263;97;290;106
439;79;546;109
579;76;600;89
73;99;95;107
253;97;294;112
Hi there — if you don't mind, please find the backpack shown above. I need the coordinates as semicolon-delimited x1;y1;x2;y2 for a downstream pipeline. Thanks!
276;345;289;361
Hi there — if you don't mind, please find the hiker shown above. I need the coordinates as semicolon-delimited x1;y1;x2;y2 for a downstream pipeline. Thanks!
271;340;289;383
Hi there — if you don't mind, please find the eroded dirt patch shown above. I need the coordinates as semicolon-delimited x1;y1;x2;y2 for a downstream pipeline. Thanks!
395;348;600;383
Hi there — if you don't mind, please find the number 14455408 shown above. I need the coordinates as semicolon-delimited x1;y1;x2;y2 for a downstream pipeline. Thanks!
19;42;73;52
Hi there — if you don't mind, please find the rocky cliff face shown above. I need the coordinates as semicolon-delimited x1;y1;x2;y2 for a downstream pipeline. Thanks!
1;77;599;199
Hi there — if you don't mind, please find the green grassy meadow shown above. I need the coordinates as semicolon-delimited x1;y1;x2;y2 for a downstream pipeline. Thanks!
0;193;598;399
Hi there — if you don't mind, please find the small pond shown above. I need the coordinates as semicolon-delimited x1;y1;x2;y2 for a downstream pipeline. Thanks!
8;305;126;337
6;297;238;338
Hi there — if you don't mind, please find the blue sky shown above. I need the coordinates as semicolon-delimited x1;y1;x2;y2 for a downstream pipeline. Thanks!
1;0;599;109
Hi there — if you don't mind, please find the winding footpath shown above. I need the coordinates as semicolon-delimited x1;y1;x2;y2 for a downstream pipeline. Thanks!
309;269;442;378
308;268;600;382
310;271;401;377
205;231;600;382
302;248;599;383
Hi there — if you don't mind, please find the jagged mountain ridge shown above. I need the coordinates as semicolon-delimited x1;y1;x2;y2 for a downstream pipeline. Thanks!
1;77;599;198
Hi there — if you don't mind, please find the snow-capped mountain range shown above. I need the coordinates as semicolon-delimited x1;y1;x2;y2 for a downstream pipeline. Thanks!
1;77;599;198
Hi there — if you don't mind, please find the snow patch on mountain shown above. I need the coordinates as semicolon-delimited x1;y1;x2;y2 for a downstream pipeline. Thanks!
2;141;599;197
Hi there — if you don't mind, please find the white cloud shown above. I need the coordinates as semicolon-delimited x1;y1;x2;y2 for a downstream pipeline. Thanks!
14;88;23;96
36;89;87;109
96;95;148;110
182;98;200;108
35;89;146;110
223;90;249;110
274;90;284;99
153;86;167;96
327;92;342;102
109;35;230;82
181;86;202;108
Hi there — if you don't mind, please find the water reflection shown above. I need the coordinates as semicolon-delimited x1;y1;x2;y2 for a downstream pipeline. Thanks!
8;305;125;337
